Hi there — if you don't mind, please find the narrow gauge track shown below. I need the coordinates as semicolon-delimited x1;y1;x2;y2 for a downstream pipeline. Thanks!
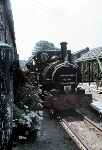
60;110;102;150
41;90;102;149
60;119;90;150
75;109;102;133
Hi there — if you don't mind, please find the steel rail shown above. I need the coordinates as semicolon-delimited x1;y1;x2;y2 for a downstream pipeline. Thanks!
60;119;90;150
61;109;102;150
75;109;102;133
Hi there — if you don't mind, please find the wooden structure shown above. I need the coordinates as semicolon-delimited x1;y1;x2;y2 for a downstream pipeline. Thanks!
76;47;102;83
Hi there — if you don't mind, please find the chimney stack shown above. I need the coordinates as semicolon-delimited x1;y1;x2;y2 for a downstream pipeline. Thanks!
60;42;67;61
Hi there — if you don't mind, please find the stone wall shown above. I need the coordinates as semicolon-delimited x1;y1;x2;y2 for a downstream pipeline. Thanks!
0;1;18;148
0;0;17;58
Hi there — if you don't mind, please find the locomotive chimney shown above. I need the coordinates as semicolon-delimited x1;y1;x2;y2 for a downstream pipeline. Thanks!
60;42;67;62
67;50;71;63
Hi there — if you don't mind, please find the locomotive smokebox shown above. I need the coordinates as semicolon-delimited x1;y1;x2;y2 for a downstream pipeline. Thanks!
60;42;67;62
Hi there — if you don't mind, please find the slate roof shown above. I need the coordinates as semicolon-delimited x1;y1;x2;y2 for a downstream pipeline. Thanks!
76;47;102;62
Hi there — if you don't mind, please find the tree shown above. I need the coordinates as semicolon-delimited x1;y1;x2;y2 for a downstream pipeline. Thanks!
32;40;55;55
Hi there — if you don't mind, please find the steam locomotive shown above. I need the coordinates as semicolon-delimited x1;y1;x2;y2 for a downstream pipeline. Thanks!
0;42;18;149
33;42;82;93
27;42;92;116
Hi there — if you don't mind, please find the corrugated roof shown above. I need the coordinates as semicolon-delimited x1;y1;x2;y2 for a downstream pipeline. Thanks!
76;47;102;62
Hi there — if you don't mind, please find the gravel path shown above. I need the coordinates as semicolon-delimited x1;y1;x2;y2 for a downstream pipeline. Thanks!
13;112;78;150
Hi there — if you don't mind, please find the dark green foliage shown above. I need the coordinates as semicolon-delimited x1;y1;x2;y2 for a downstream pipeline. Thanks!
14;71;43;111
32;40;55;54
13;105;24;119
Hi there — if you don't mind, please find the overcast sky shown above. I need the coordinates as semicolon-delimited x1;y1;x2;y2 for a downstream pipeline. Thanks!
11;0;102;60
